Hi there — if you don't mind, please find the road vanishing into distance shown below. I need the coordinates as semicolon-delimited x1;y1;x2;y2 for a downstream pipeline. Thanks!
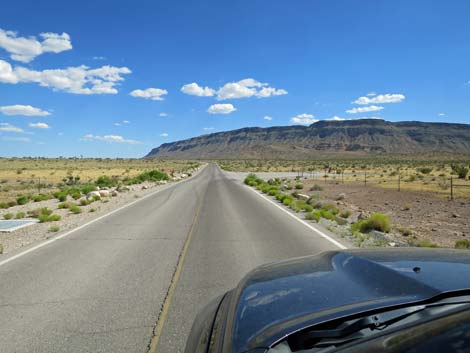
0;164;342;353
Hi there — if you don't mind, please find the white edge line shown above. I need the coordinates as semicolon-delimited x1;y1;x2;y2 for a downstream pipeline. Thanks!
245;185;348;249
0;168;205;267
0;219;39;233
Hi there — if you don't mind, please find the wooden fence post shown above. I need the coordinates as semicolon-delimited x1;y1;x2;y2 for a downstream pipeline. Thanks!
450;176;454;201
398;174;400;192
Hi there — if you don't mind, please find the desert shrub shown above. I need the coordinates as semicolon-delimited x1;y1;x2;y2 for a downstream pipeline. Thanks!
7;200;17;208
339;210;352;218
0;202;8;209
305;211;320;222
0;243;3;254
49;225;60;232
295;183;304;190
16;195;30;205
455;239;470;249
131;170;169;184
58;202;72;209
322;204;339;215
28;208;53;219
405;175;417;182
336;193;345;201
3;213;13;220
15;212;26;219
89;208;96;213
96;175;116;187
282;196;294;206
70;191;81;200
80;184;96;194
267;187;279;196
417;167;433;174
69;205;82;214
39;213;61;222
398;227;413;236
244;174;261;186
351;213;391;233
302;204;313;213
417;240;438;248
79;199;89;206
54;191;68;202
451;164;469;179
310;184;323;191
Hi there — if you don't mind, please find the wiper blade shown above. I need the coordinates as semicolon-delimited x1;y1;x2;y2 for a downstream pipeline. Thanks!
308;305;426;339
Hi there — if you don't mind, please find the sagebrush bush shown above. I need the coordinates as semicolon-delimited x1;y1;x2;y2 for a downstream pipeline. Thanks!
69;205;82;214
3;213;13;220
310;184;323;191
15;212;26;219
339;210;352;218
295;183;304;190
49;225;60;232
38;213;61;223
58;202;71;209
455;239;470;249
351;213;391;233
16;195;30;205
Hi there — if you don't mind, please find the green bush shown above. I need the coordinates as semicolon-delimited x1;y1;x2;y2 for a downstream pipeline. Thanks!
33;194;51;202
15;212;26;219
7;200;17;208
49;225;60;232
417;240;438;248
310;184;323;191
58;202;71;209
79;199;89;206
417;167;433;174
282;196;294;206
16;195;30;205
3;213;13;220
89;208;96;213
322;204;339;215
70;191;81;200
69;205;82;214
339;210;352;218
305;211;320;222
351;213;391;233
455;239;470;249
38;213;61;223
451;164;469;179
295;183;304;190
96;175;116;187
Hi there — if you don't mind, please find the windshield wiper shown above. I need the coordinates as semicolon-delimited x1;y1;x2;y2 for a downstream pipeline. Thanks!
290;296;470;352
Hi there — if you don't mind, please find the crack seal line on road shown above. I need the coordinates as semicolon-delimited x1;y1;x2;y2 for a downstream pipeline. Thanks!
245;185;348;250
146;187;205;353
0;165;207;268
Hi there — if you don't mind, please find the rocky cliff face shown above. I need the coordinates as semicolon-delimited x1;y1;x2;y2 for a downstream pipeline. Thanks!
146;119;470;159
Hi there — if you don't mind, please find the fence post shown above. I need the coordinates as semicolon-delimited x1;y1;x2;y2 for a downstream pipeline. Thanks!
398;174;400;192
364;171;367;186
450;176;454;201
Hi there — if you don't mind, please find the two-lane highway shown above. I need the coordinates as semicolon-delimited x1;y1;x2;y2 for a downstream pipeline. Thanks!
0;164;341;353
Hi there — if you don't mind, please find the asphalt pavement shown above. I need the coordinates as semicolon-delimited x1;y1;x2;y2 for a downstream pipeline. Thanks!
0;163;342;353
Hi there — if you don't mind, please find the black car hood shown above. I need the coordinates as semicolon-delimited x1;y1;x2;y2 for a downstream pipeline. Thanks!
227;248;470;352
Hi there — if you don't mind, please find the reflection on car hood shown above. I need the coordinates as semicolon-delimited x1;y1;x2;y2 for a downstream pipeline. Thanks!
229;248;470;352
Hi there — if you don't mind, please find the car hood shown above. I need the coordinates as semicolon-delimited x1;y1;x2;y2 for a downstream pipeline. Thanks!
227;248;470;352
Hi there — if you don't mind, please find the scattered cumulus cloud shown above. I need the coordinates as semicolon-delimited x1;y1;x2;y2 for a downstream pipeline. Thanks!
0;59;131;94
0;104;50;116
0;122;24;133
92;56;106;61
207;103;236;114
181;82;215;97
29;122;50;129
216;78;287;101
160;133;169;137
366;92;377;97
263;115;273;121
0;28;72;63
130;87;168;101
353;93;405;105
82;134;141;144
438;113;446;117
290;113;318;125
159;112;168;117
114;120;130;126
346;105;384;114
327;116;346;121
203;127;214;131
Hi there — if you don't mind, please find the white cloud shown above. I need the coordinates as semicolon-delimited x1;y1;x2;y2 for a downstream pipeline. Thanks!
356;116;383;120
0;104;50;116
130;87;168;101
0;29;72;63
29;122;50;129
181;82;215;97
290;113;318;125
159;112;168;117
92;56;106;61
207;103;236;114
346;105;384;114
263;115;273;121
203;127;214;131
367;92;377;97
438;113;446;117
160;133;169;137
1;136;30;142
216;78;287;100
0;59;131;94
0;122;24;133
327;116;346;121
82;134;141;144
353;93;405;105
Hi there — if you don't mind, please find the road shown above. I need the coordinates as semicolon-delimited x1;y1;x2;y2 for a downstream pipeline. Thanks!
0;164;342;353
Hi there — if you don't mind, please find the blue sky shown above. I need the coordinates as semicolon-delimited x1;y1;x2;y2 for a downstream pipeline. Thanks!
0;0;469;157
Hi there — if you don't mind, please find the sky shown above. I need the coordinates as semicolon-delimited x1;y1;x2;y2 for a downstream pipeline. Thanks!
0;0;469;157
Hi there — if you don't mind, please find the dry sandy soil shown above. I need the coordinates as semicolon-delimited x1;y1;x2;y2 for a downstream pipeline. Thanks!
302;180;469;248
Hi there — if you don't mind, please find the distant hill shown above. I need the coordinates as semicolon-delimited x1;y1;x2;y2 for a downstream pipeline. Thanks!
145;119;470;159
